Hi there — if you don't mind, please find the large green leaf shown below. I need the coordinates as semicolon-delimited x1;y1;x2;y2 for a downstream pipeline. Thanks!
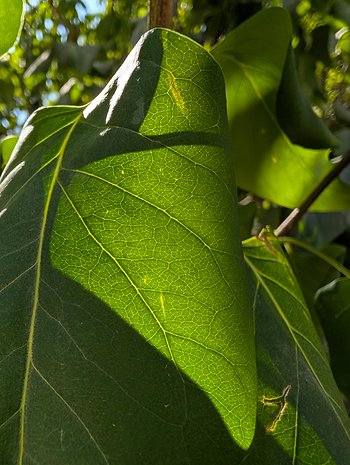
0;0;24;58
0;28;256;462
212;7;350;211
241;231;350;463
316;278;350;400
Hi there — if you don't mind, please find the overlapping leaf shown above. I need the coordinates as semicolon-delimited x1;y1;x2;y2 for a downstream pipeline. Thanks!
0;29;256;463
241;231;350;463
316;278;350;400
212;7;350;211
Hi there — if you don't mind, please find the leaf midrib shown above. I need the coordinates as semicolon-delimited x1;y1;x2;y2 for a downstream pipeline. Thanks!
244;253;350;441
17;114;82;465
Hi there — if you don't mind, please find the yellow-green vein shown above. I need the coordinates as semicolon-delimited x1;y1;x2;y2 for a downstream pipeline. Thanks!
17;114;82;465
62;168;237;297
57;180;189;416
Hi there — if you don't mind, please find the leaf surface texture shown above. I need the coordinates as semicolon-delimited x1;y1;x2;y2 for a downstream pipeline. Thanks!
0;29;256;463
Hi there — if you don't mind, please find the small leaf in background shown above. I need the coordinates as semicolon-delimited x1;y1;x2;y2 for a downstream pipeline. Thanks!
238;201;256;241
0;135;18;169
0;0;24;58
288;242;346;310
0;28;256;462
332;127;350;185
242;231;350;464
316;278;350;402
212;7;350;211
296;210;350;248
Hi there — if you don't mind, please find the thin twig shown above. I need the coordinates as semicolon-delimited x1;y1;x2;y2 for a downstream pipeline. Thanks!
275;150;350;237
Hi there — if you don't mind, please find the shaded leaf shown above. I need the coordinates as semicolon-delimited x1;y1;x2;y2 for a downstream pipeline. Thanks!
238;202;256;241
0;0;24;58
288;243;346;309
316;278;350;400
241;231;350;463
333;128;350;185
0;28;256;462
212;7;350;211
295;210;350;248
276;44;339;149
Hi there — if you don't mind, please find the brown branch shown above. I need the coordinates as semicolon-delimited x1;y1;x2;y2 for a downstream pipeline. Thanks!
274;150;350;237
149;0;174;29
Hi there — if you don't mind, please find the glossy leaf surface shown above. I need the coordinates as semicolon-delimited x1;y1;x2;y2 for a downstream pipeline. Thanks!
316;278;350;400
0;0;24;58
0;28;256;463
212;7;350;211
242;232;350;464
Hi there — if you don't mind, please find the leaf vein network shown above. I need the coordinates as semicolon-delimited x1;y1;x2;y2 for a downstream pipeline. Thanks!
63;168;236;297
39;303;184;428
245;254;350;440
31;361;110;465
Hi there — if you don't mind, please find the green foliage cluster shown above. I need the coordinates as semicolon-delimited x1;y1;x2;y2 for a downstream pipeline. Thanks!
1;1;350;463
0;0;148;134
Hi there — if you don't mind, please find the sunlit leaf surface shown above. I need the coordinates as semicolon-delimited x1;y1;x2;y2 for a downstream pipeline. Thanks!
0;29;256;463
0;0;24;58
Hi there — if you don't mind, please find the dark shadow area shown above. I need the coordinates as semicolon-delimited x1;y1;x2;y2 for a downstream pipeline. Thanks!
61;124;227;173
29;262;242;465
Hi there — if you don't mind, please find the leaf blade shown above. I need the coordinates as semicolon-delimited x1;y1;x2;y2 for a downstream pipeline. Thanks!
242;231;350;463
0;28;256;462
212;7;350;211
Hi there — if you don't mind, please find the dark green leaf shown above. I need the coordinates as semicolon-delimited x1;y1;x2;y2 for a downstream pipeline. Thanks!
288;243;346;310
242;231;350;463
296;210;350;247
316;278;350;400
0;29;256;462
277;44;339;149
238;202;256;241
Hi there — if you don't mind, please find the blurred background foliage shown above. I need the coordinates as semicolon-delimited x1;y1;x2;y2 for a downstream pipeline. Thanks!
2;0;350;136
1;0;349;132
2;0;350;253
